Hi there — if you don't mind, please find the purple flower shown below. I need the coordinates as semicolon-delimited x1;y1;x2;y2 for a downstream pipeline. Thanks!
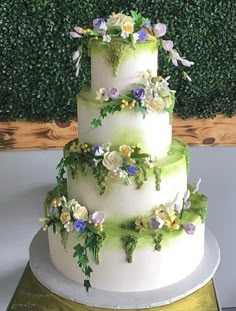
108;87;120;99
143;21;151;27
93;18;107;31
162;39;174;52
91;211;105;225
153;23;167;38
149;216;164;230
183;223;196;235
74;219;87;232
138;29;148;42
92;144;104;156
127;164;138;176
133;88;145;100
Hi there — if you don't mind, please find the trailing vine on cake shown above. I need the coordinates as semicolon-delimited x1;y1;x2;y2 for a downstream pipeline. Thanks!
153;233;163;251
92;72;175;128
121;234;138;263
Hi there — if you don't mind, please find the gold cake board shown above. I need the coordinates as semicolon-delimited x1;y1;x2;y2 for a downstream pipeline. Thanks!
7;264;220;311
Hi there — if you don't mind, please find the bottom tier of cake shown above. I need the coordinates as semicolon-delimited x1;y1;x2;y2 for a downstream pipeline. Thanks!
48;221;205;292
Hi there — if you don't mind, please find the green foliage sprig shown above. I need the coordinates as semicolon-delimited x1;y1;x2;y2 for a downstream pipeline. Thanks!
121;234;138;263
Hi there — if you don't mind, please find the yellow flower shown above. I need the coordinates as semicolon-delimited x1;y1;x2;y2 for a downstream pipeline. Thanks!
165;215;181;231
122;21;134;34
119;144;132;157
154;204;169;220
135;216;148;232
60;212;71;224
165;97;173;108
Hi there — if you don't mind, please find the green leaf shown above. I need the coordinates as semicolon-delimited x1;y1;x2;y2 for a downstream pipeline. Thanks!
91;118;101;128
136;104;147;118
131;153;150;159
84;279;91;292
87;223;100;234
73;243;84;258
85;266;93;278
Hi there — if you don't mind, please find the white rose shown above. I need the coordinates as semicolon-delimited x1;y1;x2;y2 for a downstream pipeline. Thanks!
102;151;123;170
106;13;133;28
147;97;166;113
72;205;88;221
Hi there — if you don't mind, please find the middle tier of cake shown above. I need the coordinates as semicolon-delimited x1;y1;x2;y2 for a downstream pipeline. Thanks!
65;139;188;220
78;90;173;160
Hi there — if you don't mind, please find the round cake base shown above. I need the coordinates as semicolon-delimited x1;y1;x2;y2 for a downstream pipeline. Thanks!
29;228;220;310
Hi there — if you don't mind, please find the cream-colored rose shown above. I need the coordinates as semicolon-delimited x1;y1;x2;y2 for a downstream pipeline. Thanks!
147;97;166;113
122;21;134;34
72;205;88;221
60;212;71;224
106;13;133;28
102;151;123;170
119;144;132;157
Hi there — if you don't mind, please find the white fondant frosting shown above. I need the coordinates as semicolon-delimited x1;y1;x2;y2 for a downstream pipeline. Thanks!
90;40;158;95
78;92;172;159
48;224;205;292
67;163;187;220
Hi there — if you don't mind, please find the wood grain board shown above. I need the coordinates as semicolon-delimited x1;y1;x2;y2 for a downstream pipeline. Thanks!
1;114;236;150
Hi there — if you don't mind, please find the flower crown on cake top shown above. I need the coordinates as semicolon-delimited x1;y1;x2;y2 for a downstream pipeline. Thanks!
92;70;175;128
70;11;194;77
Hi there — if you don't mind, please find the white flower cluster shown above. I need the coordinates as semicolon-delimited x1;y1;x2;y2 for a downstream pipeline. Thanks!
141;73;174;114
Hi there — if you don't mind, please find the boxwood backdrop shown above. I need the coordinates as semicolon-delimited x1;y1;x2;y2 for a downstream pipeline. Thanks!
1;0;235;122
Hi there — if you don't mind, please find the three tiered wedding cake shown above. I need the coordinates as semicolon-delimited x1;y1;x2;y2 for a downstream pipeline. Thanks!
40;11;207;294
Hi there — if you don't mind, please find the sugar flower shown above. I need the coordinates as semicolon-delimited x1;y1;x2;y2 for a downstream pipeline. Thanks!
154;204;169;220
72;204;89;221
49;206;59;219
72;49;81;77
108;87;120;99
192;178;202;194
96;88;109;102
119;144;132;157
153;23;167;38
106;13;132;28
74;219;87;232
103;34;111;43
146;97;166;114
165;215;181;231
171;50;194;67
162;39;174;52
69;27;83;38
92;144;104;156
143;21;151;27
101;142;111;153
138;29;148;41
108;168;128;179
102;151;123;170
183;223;196;235
64;222;74;232
133;88;145;100
91;211;105;225
149;216;165;230
93;18;107;32
93;158;102;167
60;212;71;225
121;21;134;39
135;216;148;232
127;164;138;176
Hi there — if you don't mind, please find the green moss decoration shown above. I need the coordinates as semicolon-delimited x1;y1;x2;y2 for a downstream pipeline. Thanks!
153;233;163;251
153;167;162;191
121;234;138;263
109;41;129;76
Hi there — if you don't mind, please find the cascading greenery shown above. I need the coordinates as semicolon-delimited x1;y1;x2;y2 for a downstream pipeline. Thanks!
1;1;235;121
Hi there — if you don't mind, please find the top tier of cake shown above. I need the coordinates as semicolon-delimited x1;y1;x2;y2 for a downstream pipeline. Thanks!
90;39;158;95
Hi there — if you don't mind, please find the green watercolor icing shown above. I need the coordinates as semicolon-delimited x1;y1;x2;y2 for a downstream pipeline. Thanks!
89;39;158;77
121;234;138;263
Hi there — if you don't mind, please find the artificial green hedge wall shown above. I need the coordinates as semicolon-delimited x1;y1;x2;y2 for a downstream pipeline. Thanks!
1;1;235;121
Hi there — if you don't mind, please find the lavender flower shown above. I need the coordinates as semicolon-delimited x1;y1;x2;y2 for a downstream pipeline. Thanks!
74;219;87;232
183;223;196;235
108;87;120;99
93;18;107;31
127;164;138;176
91;211;105;225
133;88;145;100
149;216;164;230
92;144;104;156
153;23;167;38
138;29;148;41
162;39;174;52
143;21;151;27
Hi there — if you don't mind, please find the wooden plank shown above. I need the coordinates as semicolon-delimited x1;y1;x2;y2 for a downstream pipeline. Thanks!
1;114;236;150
